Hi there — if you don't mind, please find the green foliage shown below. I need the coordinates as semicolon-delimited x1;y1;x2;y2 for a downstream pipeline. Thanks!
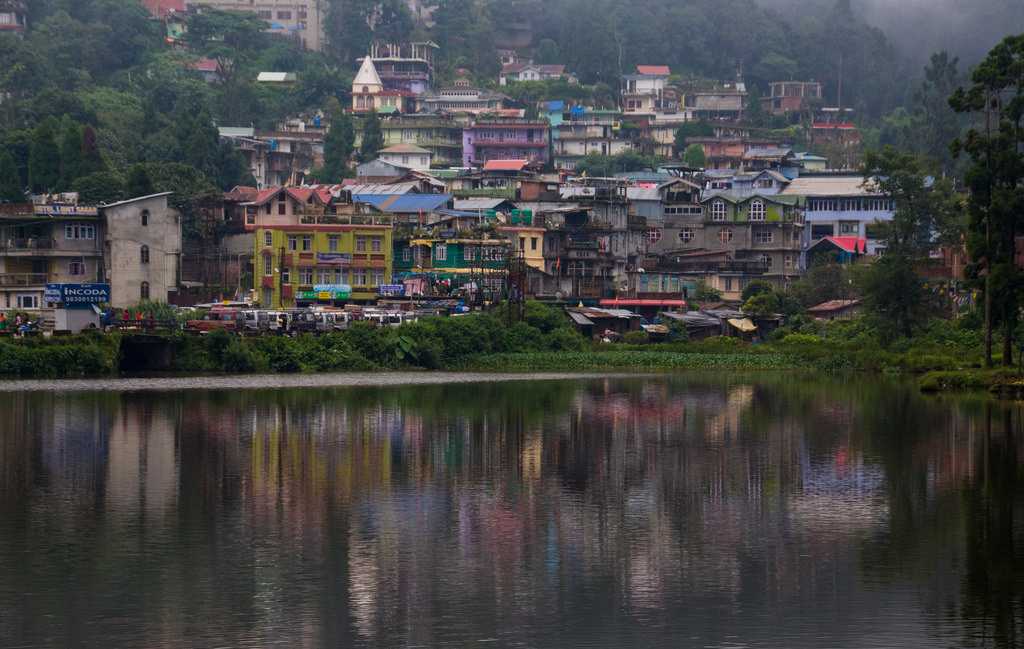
682;144;706;168
622;331;650;345
743;292;781;317
322;111;355;181
691;280;722;304
72;171;125;204
575;151;663;177
125;165;155;198
0;335;121;378
29;117;61;193
741;280;776;303
0;149;24;202
358;111;385;163
58;116;84;190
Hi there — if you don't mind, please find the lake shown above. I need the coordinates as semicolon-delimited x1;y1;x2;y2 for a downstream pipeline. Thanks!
0;373;1021;648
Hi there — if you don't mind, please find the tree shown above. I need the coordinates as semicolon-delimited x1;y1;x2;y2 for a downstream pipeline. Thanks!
125;165;154;198
673;121;713;156
535;38;561;64
741;279;776;303
860;147;960;339
79;125;105;176
28;117;61;193
358;111;384;163
915;51;964;176
323;111;355;181
0;150;25;203
743;291;781;317
950;34;1024;366
58;116;83;190
745;86;767;127
72;170;126;204
682;144;706;169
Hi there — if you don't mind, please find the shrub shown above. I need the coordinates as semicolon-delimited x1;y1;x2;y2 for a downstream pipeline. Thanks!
623;330;650;345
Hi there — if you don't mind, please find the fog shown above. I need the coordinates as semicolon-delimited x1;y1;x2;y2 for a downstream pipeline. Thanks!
759;0;1024;67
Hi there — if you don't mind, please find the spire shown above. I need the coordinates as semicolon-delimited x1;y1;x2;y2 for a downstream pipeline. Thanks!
353;57;383;90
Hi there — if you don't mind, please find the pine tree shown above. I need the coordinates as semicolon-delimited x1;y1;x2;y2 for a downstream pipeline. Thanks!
323;111;355;181
0;150;25;203
358;111;384;163
58;117;84;190
28;118;61;194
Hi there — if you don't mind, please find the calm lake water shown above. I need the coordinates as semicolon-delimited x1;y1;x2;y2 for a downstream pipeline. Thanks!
1;373;1022;648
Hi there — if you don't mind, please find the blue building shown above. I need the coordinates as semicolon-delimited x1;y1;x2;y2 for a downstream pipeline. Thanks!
780;175;894;259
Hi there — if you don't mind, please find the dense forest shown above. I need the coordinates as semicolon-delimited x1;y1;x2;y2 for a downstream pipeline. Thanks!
0;0;1021;206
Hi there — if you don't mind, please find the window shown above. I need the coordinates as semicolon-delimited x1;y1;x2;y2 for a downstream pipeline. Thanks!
356;237;367;252
760;254;773;269
141;210;149;227
435;244;447;261
353;269;368;286
756;179;774;189
711;200;727;222
679;228;694;243
281;267;291;283
718;228;734;244
16;294;38;309
318;269;331;284
402;248;412;262
531;237;538;251
257;10;272;19
463;245;475;261
840;222;859;235
647;228;663;244
749;199;766;222
301;235;312;251
263;253;273;276
519;238;525;251
299;267;313;285
278;202;287;216
64;224;95;240
264;231;273;247
754;229;774;244
333;268;343;283
140;281;150;301
288;236;298;251
69;259;85;276
140;245;150;265
371;238;382;253
784;255;795;269
372;270;384;286
328;235;339;252
277;10;292;19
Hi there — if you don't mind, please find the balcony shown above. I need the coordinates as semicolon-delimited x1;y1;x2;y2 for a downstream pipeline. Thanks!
0;238;102;256
0;273;47;287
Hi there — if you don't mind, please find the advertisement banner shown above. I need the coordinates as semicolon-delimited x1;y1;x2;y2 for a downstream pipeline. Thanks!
317;253;352;266
378;284;406;297
45;283;111;308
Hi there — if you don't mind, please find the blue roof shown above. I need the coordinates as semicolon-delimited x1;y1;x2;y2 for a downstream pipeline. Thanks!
354;193;453;213
546;100;565;111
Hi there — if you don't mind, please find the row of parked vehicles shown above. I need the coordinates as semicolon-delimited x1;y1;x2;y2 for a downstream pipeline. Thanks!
186;306;418;335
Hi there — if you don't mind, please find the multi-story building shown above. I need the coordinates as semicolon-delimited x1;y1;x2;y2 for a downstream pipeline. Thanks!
220;117;326;187
0;0;27;37
380;114;463;167
462;119;549;167
185;0;326;51
762;81;823;116
499;63;573;86
780;175;894;256
683;85;747;122
622;65;675;116
378;144;432;171
0;193;182;310
247;187;394;306
416;85;507;115
351;57;413;114
362;41;438;96
552;109;633;171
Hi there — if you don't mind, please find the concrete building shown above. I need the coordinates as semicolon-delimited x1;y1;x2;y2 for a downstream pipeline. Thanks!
219;116;326;187
362;41;438;96
763;81;823;116
780;175;894;256
101;193;182;307
380;114;463;167
499;63;573;86
622;65;675;116
552;108;633;171
352;57;412;114
416;85;507;115
185;0;326;51
378;144;432;171
0;193;182;310
0;0;27;37
462;118;549;167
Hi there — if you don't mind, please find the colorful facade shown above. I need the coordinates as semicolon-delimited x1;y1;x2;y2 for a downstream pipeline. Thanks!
462;119;549;167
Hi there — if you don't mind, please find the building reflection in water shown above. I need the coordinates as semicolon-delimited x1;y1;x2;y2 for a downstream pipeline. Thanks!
0;376;1021;648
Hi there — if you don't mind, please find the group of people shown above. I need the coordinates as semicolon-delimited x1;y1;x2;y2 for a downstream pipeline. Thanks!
0;312;39;337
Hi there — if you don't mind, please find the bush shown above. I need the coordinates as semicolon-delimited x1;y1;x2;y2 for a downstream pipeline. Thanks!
623;331;650;345
741;280;776;302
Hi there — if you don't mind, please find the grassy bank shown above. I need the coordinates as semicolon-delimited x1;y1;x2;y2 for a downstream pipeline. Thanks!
0;305;1018;398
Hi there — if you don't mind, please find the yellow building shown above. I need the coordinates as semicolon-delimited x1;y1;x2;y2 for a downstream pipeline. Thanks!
246;187;393;307
498;225;546;271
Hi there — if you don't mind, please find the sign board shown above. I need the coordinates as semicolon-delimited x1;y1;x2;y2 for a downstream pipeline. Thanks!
299;284;351;300
45;283;111;308
317;253;352;266
378;284;406;297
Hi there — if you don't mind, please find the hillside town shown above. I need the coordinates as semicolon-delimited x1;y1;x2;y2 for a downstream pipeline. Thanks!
0;0;971;338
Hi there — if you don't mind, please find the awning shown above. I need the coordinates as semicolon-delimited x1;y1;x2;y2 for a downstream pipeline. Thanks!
568;312;594;326
728;318;757;333
599;299;687;308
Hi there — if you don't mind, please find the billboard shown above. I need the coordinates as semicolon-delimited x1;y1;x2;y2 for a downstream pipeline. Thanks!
45;283;111;308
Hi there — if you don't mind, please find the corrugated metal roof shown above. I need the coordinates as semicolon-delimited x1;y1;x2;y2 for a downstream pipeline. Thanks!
257;72;296;83
453;198;512;211
380;144;430;154
483;159;528;171
636;65;670;76
345;182;420;195
781;176;882;197
626;187;661;202
568;311;594;326
355;193;452;213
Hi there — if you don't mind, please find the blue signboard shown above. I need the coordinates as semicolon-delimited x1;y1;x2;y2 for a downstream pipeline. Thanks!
45;283;111;308
378;284;406;297
317;253;352;265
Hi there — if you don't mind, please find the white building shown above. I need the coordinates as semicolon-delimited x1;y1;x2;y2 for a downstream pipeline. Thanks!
101;193;182;307
185;0;326;51
378;144;433;171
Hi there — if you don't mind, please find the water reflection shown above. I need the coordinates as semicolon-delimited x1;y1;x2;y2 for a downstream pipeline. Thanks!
0;376;1022;647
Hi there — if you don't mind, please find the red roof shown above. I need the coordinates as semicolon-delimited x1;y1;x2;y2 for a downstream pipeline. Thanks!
483;160;528;172
188;58;220;73
636;65;670;76
142;0;185;17
599;299;687;308
819;236;867;254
